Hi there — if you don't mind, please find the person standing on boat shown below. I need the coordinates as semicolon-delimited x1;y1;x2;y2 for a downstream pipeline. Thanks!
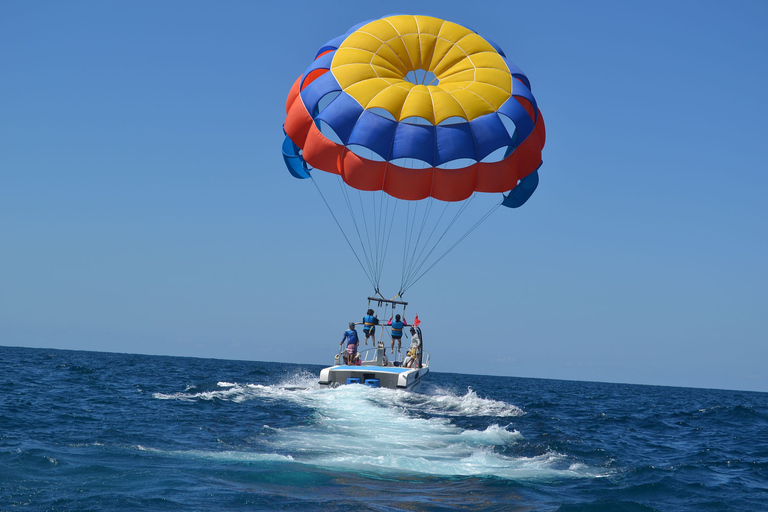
403;326;421;368
388;314;406;354
362;309;379;346
340;322;360;365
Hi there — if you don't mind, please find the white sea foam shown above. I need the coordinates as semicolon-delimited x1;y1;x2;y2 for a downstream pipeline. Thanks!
394;386;525;418
152;380;597;480
136;445;294;463
153;385;256;403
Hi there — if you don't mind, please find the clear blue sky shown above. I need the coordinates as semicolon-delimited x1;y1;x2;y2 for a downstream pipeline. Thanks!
2;1;766;392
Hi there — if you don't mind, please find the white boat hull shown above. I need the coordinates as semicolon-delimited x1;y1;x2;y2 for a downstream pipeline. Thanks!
319;364;429;392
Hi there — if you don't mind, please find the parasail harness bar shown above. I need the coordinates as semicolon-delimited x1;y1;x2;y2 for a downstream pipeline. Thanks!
367;297;408;308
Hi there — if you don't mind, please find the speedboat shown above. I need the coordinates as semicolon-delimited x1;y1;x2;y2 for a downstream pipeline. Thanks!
318;341;430;392
320;296;429;391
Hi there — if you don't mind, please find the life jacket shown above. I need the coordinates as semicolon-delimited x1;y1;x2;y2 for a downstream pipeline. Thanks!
391;321;404;337
363;315;378;330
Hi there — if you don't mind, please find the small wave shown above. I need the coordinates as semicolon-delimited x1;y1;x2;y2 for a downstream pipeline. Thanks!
152;383;257;403
135;445;295;463
458;424;523;446
153;375;322;404
403;386;525;418
274;369;324;390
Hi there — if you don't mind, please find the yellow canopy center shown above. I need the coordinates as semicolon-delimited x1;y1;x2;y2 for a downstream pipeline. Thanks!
331;15;513;124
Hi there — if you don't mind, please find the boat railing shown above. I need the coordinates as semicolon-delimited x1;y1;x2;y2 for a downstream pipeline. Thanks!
357;346;379;364
340;346;429;368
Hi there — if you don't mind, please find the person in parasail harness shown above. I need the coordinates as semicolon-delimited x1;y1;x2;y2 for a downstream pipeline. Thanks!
388;314;407;354
362;309;378;346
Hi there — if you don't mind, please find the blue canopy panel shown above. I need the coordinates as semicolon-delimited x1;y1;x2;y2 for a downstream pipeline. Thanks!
300;52;335;87
435;122;476;166
510;77;538;122
315;92;365;144
469;113;514;161
312;50;335;69
315;35;346;58
390;123;436;165
299;71;342;118
503;57;531;90
347;110;398;160
282;134;311;179
497;96;535;145
501;167;540;208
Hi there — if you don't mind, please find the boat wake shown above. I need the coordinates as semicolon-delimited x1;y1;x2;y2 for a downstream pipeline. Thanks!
151;377;604;480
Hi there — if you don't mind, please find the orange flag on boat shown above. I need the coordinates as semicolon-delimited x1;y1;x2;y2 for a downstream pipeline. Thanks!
414;315;420;327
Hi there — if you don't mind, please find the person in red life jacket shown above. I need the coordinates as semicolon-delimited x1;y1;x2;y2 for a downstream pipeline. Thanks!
362;309;378;346
388;314;407;354
340;322;360;365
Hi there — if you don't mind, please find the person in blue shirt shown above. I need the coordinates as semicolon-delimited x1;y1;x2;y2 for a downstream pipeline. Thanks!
362;309;379;346
340;322;360;365
388;314;406;354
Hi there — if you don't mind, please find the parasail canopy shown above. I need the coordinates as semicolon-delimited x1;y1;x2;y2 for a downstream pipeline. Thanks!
282;14;545;297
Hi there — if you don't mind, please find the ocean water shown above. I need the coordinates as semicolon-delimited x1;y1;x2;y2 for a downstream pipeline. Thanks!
1;346;766;511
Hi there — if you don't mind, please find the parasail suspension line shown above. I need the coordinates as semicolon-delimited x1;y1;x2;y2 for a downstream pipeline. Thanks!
401;195;475;291
401;197;502;294
336;178;379;284
401;198;453;291
310;176;377;291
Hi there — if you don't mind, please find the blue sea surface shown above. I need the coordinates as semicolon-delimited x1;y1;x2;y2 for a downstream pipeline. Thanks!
1;346;766;511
